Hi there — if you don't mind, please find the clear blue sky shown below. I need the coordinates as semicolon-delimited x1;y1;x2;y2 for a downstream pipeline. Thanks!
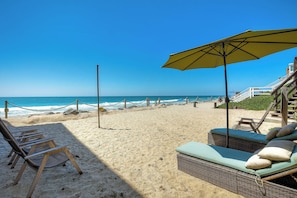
0;0;296;97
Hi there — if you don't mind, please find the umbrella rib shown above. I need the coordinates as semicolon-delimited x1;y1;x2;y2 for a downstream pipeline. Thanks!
201;44;224;57
182;48;217;70
232;28;297;41
221;38;249;57
227;42;261;59
173;43;222;70
206;41;252;58
163;48;207;69
207;43;224;56
182;43;226;70
231;40;297;45
227;40;297;59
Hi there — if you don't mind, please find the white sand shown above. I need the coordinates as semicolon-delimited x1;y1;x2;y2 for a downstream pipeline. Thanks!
0;102;281;197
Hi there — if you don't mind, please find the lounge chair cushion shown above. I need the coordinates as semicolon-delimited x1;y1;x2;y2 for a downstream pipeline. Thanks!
176;142;254;173
210;128;268;143
266;127;281;140
276;123;297;137
245;153;272;169
177;141;297;177
258;140;296;161
211;128;297;143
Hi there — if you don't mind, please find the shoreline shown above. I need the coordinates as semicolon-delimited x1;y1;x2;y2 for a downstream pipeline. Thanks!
4;101;221;125
0;95;222;118
0;102;280;197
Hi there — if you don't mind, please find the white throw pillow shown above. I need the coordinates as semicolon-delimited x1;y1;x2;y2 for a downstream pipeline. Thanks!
245;154;272;169
258;140;295;161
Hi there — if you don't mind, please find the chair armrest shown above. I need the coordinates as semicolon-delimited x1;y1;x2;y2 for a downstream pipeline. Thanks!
24;145;68;159
19;137;55;147
239;118;254;122
12;129;38;135
14;133;44;140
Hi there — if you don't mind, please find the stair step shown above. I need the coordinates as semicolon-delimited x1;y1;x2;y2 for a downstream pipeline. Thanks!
265;117;296;123
288;100;297;103
273;109;296;113
288;105;297;108
270;112;295;119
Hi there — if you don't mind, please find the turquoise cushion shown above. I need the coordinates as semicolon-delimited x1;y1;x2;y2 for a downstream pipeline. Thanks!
210;128;268;143
176;142;297;177
176;142;256;174
210;128;297;142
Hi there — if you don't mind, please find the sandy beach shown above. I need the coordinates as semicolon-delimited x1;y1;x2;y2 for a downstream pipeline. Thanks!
0;102;281;198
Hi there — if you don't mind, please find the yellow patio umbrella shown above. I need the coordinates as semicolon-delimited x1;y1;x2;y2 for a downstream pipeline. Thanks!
162;28;297;147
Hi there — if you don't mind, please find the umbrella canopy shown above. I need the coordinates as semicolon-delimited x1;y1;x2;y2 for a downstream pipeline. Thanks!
162;28;297;147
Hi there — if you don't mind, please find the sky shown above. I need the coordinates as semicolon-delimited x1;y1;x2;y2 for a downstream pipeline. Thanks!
0;0;296;97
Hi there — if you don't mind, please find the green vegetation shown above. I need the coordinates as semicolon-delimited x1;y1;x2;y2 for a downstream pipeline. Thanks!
218;95;274;110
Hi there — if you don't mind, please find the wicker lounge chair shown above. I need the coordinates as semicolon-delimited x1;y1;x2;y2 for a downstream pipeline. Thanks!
0;118;83;198
176;142;297;198
208;128;297;153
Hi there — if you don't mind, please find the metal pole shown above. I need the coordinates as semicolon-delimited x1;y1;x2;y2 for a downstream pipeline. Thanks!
223;43;229;148
76;99;79;112
224;63;229;148
5;101;8;118
97;65;100;128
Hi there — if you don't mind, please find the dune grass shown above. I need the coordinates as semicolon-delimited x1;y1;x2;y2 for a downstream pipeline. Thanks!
218;95;274;110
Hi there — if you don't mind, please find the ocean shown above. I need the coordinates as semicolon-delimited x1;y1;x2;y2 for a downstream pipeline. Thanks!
0;96;221;117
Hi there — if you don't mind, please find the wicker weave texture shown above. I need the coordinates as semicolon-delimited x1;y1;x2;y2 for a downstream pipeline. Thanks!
208;132;266;153
177;153;297;198
177;153;238;193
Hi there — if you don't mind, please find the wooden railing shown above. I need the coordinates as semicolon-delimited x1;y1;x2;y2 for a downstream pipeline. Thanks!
231;87;272;102
230;75;287;102
271;70;297;113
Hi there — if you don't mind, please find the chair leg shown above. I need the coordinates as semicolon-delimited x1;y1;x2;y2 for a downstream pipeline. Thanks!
14;161;28;185
11;155;21;169
26;155;49;198
7;149;13;158
64;149;83;174
256;128;261;134
8;153;17;165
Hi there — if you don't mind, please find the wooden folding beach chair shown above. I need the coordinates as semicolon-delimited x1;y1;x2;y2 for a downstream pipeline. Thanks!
234;102;275;134
0;119;48;168
0;118;83;198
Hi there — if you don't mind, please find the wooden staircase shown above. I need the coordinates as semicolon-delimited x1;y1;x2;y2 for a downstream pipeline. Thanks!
270;70;297;121
270;94;297;119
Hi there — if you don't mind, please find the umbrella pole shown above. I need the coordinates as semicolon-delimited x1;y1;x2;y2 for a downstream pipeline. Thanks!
223;54;229;148
97;64;100;128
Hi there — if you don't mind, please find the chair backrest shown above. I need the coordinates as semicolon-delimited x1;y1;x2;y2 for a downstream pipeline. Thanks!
255;102;275;129
0;118;26;158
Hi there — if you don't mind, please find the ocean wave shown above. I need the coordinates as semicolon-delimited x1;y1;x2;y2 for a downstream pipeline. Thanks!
0;96;221;117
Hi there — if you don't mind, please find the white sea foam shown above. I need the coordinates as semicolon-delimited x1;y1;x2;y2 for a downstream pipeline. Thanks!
0;101;147;117
0;96;219;117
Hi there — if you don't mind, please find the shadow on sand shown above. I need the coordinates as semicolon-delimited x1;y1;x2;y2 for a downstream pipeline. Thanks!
0;122;142;198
